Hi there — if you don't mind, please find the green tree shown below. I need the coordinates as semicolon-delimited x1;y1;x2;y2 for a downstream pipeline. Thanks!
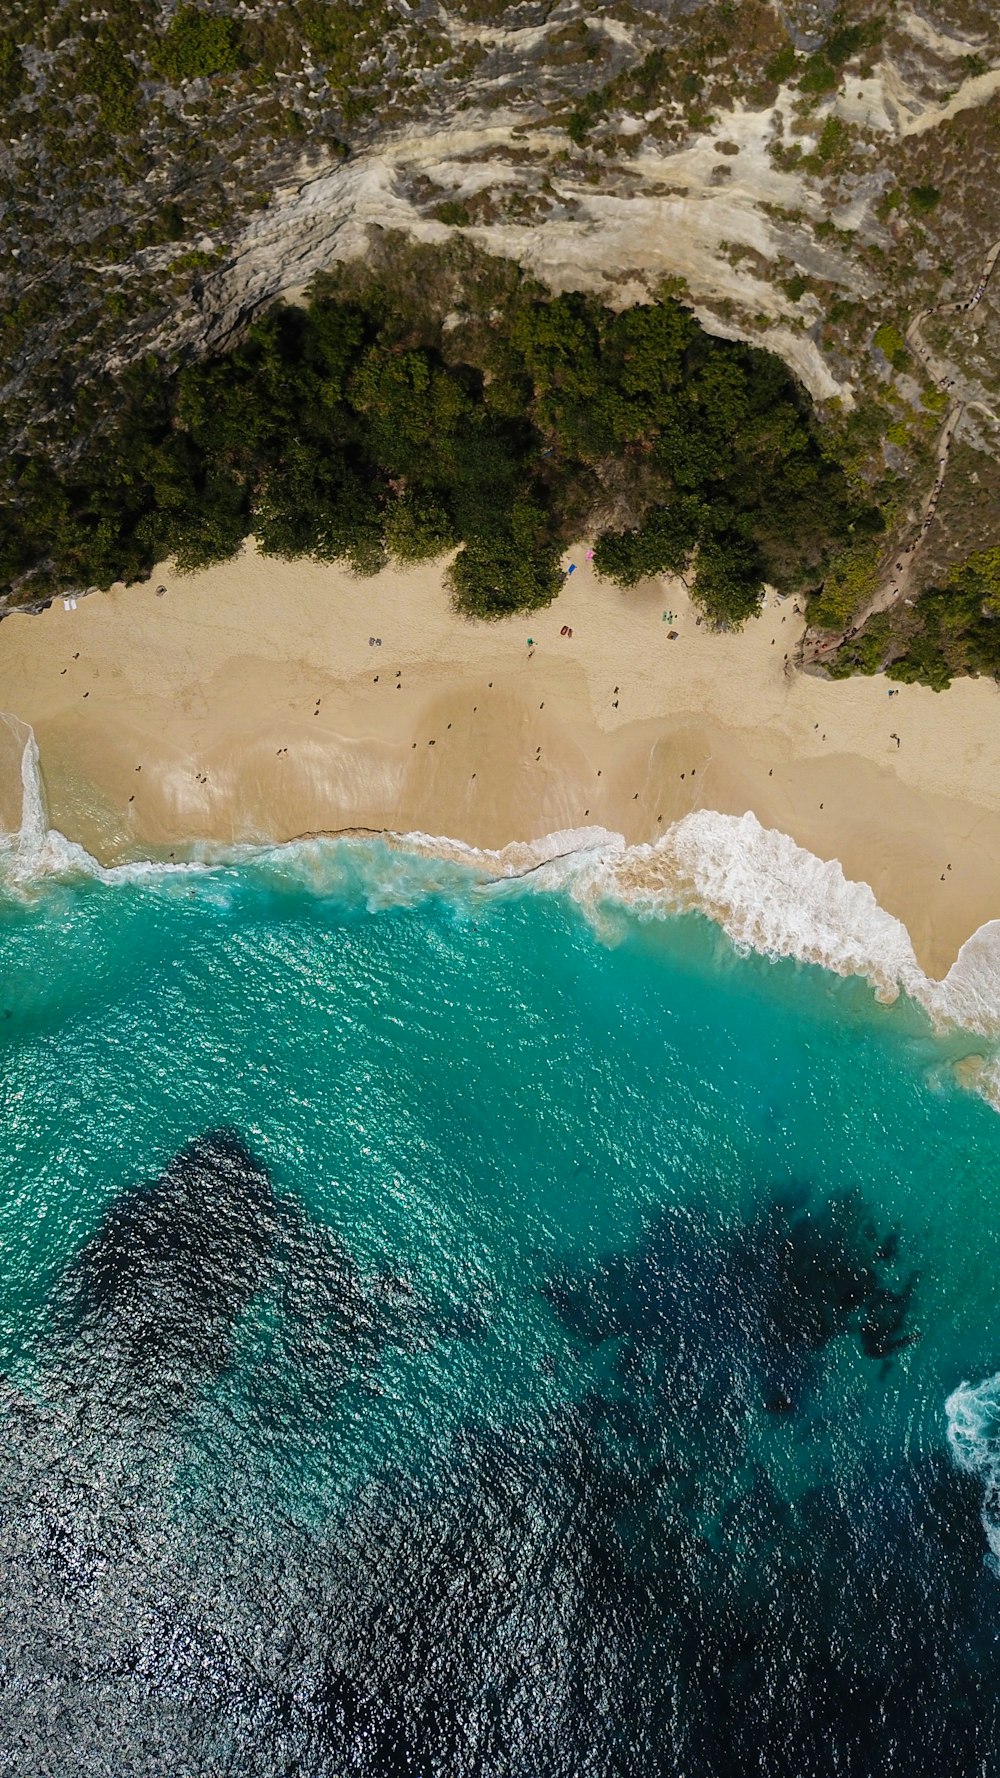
594;500;703;586
153;8;239;82
0;252;879;633
383;493;456;563
691;534;764;626
447;533;562;618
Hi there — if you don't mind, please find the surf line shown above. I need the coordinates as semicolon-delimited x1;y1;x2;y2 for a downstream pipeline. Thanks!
478;847;593;885
283;825;605;886
6;716;1000;1072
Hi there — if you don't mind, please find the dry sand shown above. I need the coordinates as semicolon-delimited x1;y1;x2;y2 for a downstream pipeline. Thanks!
1;540;998;978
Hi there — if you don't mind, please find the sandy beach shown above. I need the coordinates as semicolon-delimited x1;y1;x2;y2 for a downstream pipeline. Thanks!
1;541;998;979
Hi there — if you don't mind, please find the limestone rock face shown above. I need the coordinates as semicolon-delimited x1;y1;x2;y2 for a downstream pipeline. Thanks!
4;1;1000;586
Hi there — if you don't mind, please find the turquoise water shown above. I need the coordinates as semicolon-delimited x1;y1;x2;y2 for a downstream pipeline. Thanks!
2;840;1000;1773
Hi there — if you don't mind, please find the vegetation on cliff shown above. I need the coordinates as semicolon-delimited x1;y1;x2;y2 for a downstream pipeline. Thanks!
0;244;875;625
828;545;1000;689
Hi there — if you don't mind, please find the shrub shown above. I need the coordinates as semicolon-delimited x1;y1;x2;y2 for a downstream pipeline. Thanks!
566;88;605;143
153;8;239;83
873;322;909;373
765;42;796;83
876;187;903;219
0;33;25;103
908;184;941;216
799;53;837;94
824;24;870;64
80;35;139;133
826;611;895;677
947;545;1000;613
808;539;881;630
812;116;849;164
433;200;471;227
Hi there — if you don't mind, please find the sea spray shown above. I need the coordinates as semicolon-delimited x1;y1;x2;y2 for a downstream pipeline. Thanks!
0;711;119;886
0;711;218;892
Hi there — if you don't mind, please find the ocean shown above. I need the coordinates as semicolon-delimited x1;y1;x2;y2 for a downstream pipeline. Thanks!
2;729;1000;1774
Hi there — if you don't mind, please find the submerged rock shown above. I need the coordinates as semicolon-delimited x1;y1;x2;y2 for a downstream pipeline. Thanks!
544;1184;917;1425
60;1127;279;1406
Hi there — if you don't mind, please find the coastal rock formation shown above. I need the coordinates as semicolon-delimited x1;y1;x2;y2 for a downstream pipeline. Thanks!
3;0;1000;662
4;6;1000;463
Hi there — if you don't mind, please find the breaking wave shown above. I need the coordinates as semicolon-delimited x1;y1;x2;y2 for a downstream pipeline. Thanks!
0;713;95;881
946;1375;1000;1570
0;713;218;889
4;715;1000;1046
395;812;1000;1043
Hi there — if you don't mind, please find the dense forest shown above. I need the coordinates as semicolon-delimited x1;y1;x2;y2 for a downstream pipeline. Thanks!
0;243;879;625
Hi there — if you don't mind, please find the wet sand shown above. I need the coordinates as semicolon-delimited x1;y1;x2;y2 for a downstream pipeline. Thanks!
1;541;999;978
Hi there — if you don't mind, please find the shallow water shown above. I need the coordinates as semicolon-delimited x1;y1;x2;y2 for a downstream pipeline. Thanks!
2;837;1000;1774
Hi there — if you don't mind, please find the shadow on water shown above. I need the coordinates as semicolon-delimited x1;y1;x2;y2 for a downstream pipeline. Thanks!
0;1138;997;1775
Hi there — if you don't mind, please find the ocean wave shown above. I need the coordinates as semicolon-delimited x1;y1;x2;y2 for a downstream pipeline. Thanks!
0;714;212;890
946;1375;1000;1570
4;716;1000;1044
395;814;1000;1042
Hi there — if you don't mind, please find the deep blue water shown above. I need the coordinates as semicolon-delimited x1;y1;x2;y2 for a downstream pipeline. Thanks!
1;840;999;1774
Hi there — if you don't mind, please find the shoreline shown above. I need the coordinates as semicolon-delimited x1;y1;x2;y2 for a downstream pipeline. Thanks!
1;540;999;982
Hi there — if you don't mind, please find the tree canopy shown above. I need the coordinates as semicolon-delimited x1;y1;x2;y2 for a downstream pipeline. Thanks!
0;248;875;624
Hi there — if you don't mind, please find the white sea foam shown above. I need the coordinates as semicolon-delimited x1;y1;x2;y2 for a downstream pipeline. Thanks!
0;714;204;891
4;715;1000;1046
398;812;1000;1040
0;714;98;882
946;1375;1000;1568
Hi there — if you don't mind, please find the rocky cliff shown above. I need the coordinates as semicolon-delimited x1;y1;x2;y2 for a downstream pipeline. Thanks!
3;0;1000;592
